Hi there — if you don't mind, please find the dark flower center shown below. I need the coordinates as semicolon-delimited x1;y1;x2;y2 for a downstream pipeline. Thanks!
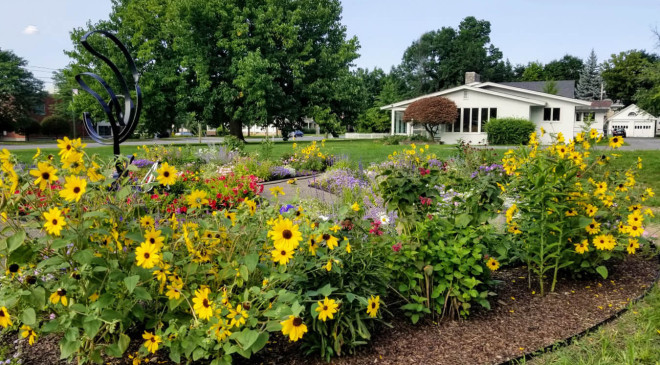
149;238;155;244
42;172;50;180
26;276;36;285
282;230;292;239
280;250;286;256
589;224;594;229
292;317;303;326
58;289;67;295
0;311;4;317
66;145;71;150
371;302;376;308
163;171;170;177
203;299;210;308
150;338;156;343
322;234;330;241
632;226;638;230
323;306;328;310
9;264;19;272
73;187;80;194
144;253;150;259
52;219;58;225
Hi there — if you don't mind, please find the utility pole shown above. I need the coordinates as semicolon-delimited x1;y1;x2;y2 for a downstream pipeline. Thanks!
72;89;78;138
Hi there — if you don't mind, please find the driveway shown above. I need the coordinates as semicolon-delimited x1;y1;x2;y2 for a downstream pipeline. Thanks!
616;137;660;150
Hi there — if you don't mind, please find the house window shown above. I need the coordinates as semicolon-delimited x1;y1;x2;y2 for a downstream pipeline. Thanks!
481;108;488;132
463;108;471;132
490;108;497;119
394;111;406;134
544;108;560;121
628;112;637;117
34;103;46;116
471;108;479;132
463;90;469;100
576;112;594;121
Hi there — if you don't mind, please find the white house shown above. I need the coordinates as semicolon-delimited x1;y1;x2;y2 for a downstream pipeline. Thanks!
381;72;608;144
607;104;657;138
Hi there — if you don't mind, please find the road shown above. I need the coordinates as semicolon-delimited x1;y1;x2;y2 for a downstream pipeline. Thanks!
1;135;333;150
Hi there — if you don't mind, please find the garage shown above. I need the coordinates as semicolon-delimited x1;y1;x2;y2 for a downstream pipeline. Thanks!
608;104;657;138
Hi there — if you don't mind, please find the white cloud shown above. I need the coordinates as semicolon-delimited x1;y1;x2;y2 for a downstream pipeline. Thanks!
22;25;39;35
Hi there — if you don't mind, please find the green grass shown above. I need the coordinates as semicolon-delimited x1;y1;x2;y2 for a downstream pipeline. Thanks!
518;283;660;365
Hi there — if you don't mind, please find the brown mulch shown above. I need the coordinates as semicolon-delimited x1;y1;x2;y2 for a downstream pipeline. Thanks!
2;256;657;365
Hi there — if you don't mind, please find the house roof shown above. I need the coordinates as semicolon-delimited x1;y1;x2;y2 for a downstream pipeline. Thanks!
379;84;546;111
498;80;575;98
609;104;657;120
475;82;592;106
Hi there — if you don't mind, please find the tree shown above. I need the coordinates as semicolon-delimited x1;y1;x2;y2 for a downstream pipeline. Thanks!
544;55;583;81
543;80;558;95
0;48;45;133
403;96;457;140
397;17;506;96
576;49;602;101
521;61;547;81
41;115;71;137
601;50;657;105
357;76;403;132
635;61;660;116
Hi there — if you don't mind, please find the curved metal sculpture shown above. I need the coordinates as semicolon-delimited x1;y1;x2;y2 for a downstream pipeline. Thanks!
74;30;141;176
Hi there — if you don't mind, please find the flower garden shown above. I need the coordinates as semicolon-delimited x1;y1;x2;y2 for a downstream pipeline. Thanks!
0;131;658;365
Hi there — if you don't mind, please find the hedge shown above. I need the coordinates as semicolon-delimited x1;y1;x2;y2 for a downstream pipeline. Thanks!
484;118;536;145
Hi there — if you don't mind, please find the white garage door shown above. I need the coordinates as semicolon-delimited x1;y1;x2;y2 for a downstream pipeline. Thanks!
611;121;655;137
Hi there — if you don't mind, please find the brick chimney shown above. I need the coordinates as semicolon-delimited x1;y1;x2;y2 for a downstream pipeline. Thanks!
465;72;481;84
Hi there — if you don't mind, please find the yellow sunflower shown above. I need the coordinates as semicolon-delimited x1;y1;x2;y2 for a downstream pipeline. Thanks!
49;288;68;306
186;189;209;209
0;307;12;328
142;331;162;354
269;186;285;197
575;239;589;254
29;162;58;190
243;198;257;216
43;207;66;236
366;295;380;318
486;257;500;271
308;237;319;256
280;316;308;342
143;228;165;250
135;242;160;269
21;325;37;345
192;287;214;320
156;162;178;186
351;202;360;212
585;219;601;235
271;246;294;265
564;209;578;217
211;318;232;341
317;233;339;250
625;223;643;237
227;304;249;328
268;218;302;250
627;239;640;254
59;175;87;202
140;215;155;228
609;136;624;148
315;297;339;322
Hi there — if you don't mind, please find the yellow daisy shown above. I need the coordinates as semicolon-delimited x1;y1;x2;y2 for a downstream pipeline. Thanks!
43;207;66;236
156;162;178;186
59;175;87;202
366;295;380;318
29;162;58;190
280;316;307;342
142;331;162;354
315;297;339;322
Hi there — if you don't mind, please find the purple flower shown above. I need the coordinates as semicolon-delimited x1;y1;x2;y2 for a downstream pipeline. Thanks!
279;204;295;214
131;159;154;168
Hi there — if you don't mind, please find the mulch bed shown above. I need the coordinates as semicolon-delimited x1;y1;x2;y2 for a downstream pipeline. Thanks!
3;256;657;365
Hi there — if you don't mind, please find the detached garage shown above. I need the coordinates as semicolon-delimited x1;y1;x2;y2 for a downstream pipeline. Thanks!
608;104;657;138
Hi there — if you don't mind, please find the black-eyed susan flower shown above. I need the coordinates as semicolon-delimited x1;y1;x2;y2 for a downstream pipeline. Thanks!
156;162;178;186
625;223;643;237
627;239;640;254
0;307;12;328
565;209;578;217
317;233;339;250
49;288;68;306
59;175;87;202
269;186;285;197
315;297;339;321
88;292;99;302
43;207;66;236
142;331;161;353
609;136;624;148
366;295;380;318
227;304;249;328
280;315;307;342
324;260;333;272
308;237;319;256
628;212;644;226
575;239;589;254
139;215;155;228
486;258;500;271
211;318;232;341
268;217;302;250
628;204;641;212
351;202;360;212
585;219;601;235
192;287;214;320
20;325;37;345
143;228;165;250
135;242;160;269
186;189;209;209
29;162;58;190
271;246;294;266
223;210;236;226
594;181;607;196
243;198;257;216
165;283;182;300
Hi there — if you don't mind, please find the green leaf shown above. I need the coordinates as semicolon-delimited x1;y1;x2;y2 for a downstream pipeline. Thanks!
117;186;132;201
83;318;102;338
7;230;26;253
118;333;130;354
133;287;152;300
60;339;79;359
596;266;608;279
291;301;303;316
21;308;36;326
235;329;260;350
124;275;140;293
317;283;335;297
455;213;472;228
73;249;94;265
244;253;259;272
251;332;269;353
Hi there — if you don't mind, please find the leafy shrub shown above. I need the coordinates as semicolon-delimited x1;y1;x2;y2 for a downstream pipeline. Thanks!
380;135;407;145
403;96;458;140
502;130;653;294
484;118;536;145
40;115;70;137
222;135;245;152
408;134;432;142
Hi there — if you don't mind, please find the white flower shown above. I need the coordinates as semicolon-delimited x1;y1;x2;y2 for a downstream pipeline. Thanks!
318;215;329;221
379;215;390;225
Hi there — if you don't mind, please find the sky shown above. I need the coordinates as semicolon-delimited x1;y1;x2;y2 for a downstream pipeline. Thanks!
1;0;659;92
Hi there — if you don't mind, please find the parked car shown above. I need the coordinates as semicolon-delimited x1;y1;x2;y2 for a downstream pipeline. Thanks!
175;131;194;137
612;127;626;138
288;130;304;138
154;131;170;138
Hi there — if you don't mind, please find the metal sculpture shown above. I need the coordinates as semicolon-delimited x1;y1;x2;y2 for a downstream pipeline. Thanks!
74;30;142;177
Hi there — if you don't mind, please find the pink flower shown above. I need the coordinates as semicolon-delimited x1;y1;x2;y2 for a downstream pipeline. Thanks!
392;242;402;252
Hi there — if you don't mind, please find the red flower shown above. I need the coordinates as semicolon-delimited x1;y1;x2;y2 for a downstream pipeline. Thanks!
392;242;402;252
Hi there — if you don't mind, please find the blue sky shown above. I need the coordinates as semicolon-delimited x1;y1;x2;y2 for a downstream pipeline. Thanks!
1;0;659;91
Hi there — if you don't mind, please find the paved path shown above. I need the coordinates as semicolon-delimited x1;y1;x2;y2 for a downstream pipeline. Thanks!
261;175;338;205
1;136;333;150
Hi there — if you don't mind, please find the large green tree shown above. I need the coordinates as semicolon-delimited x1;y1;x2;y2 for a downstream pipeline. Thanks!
544;55;583;81
0;48;45;133
396;16;507;96
602;50;658;106
576;49;602;101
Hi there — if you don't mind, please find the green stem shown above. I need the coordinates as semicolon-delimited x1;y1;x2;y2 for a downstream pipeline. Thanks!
550;229;564;293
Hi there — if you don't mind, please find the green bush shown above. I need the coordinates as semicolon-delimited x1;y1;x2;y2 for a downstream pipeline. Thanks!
40;115;70;137
484;118;535;145
222;135;245;152
380;135;407;145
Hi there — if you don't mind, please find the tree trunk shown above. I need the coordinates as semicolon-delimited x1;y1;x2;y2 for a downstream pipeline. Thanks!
229;119;245;140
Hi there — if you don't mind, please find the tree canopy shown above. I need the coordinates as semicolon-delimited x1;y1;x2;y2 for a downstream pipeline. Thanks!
0;48;45;133
576;49;602;101
602;50;658;105
403;96;457;140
